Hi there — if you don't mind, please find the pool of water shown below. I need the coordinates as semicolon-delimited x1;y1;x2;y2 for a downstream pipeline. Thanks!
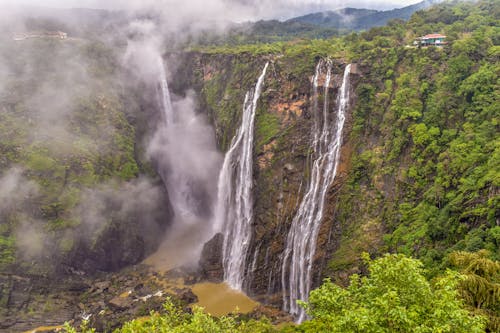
192;282;257;316
23;325;63;333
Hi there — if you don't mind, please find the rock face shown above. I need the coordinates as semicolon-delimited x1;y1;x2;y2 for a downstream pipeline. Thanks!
170;52;359;306
65;182;173;273
199;233;224;282
0;273;80;331
0;265;200;332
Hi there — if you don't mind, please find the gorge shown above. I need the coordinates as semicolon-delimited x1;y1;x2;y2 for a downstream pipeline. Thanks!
0;0;498;332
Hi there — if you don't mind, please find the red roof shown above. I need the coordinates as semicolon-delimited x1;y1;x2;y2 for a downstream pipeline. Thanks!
421;34;446;39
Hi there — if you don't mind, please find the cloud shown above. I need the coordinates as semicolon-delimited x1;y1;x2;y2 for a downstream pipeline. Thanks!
0;168;47;261
14;218;47;260
147;90;222;219
75;177;169;236
0;168;39;215
0;0;423;21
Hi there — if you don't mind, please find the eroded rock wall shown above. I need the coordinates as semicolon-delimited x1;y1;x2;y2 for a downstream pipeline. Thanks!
170;52;359;306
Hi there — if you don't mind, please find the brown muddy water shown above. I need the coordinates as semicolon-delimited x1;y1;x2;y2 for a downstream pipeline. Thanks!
192;282;258;316
23;326;63;333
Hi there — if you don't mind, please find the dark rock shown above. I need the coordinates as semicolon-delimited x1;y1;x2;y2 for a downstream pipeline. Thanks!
134;284;153;297
65;180;173;274
66;281;91;292
95;281;111;291
108;296;134;310
198;233;224;282
177;288;198;304
7;276;32;310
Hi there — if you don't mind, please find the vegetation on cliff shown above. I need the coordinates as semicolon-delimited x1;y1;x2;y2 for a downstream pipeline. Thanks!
332;0;499;275
0;37;169;276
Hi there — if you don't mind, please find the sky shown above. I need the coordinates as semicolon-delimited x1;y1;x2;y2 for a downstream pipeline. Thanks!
0;0;424;19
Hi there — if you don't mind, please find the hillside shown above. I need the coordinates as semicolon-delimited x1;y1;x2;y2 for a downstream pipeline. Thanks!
183;1;437;46
287;0;437;30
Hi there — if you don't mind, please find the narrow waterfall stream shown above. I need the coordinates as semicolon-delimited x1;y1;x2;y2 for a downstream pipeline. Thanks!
214;63;269;290
282;62;351;322
158;58;174;125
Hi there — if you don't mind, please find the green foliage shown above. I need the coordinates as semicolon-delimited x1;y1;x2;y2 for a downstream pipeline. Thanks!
0;236;15;268
449;250;500;332
299;254;486;333
107;298;277;333
327;0;500;275
0;38;143;272
63;320;95;333
255;111;280;151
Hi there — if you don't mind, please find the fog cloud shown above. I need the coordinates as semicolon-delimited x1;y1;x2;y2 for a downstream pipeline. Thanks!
0;168;46;261
0;168;38;215
75;177;169;236
1;0;424;20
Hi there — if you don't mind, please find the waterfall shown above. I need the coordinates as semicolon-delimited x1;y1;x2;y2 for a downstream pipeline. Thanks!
158;58;174;125
156;57;199;220
214;62;269;290
148;57;222;269
282;62;351;322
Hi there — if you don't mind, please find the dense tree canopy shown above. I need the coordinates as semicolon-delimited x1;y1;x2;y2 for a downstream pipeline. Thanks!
449;250;500;332
294;254;486;333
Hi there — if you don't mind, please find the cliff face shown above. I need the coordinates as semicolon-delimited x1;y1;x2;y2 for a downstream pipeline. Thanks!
169;52;360;305
171;13;498;302
0;38;173;278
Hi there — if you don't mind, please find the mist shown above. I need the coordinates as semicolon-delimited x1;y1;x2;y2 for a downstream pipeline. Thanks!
1;0;424;19
141;60;223;270
0;168;38;214
0;168;49;262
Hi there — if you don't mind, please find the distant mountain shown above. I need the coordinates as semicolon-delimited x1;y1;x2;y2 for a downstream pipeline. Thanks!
191;0;438;46
286;0;438;30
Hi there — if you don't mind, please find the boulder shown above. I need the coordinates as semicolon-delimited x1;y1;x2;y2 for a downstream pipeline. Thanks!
107;296;134;310
198;233;224;282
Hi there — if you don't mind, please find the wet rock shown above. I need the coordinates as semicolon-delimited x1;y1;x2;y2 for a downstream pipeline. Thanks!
95;281;111;291
66;280;91;292
134;283;153;297
249;305;294;325
198;233;224;282
177;288;198;304
108;296;134;310
7;276;32;310
66;181;173;274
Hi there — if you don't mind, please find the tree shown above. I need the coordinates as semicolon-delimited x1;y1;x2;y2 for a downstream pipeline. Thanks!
110;298;276;333
298;254;486;333
449;250;500;332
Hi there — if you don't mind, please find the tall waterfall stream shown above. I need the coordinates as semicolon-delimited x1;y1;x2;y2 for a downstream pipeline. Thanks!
282;62;351;322
214;63;269;290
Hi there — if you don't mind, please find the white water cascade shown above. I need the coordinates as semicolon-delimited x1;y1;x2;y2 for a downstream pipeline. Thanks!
156;58;199;220
158;58;174;125
147;57;222;270
282;62;351;322
214;62;269;290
